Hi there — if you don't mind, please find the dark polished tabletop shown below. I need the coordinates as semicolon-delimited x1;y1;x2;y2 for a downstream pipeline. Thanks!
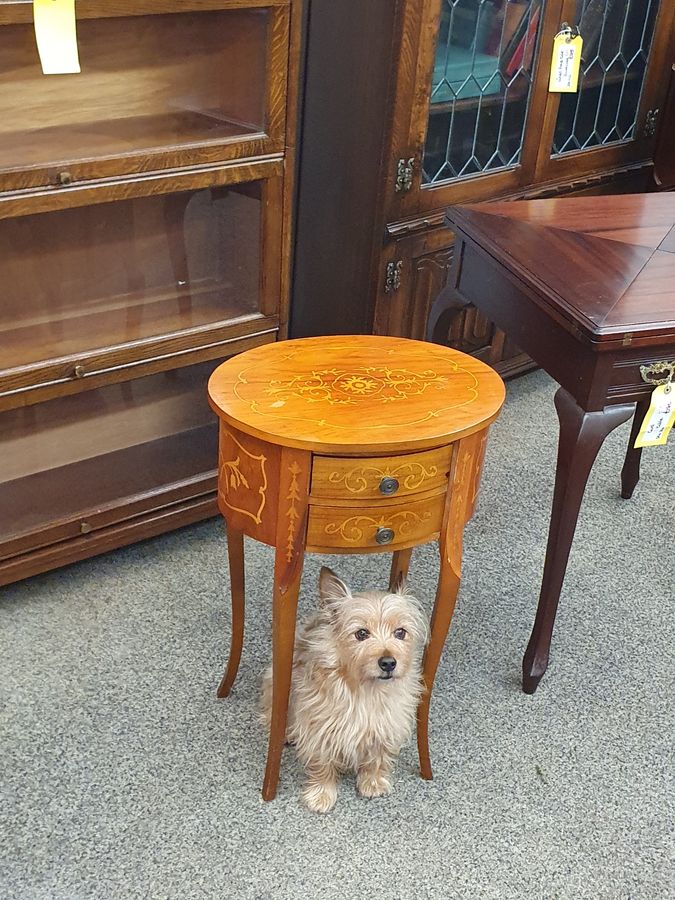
448;193;675;348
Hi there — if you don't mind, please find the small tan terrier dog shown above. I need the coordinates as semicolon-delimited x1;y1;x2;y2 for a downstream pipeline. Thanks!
262;566;428;813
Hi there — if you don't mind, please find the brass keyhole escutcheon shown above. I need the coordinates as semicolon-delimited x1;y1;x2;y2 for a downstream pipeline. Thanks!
375;527;395;545
379;477;400;496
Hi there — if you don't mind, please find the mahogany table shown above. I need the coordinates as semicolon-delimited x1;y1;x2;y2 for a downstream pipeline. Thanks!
208;335;504;799
429;194;675;693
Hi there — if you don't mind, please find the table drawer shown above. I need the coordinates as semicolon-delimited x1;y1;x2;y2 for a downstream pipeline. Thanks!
310;445;452;502
306;492;446;551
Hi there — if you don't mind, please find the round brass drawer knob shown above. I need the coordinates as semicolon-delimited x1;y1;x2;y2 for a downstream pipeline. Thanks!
73;365;86;379
379;477;400;496
375;526;395;545
57;171;73;186
80;522;92;535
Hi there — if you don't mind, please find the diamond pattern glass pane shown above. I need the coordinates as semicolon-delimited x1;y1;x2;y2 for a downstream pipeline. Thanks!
423;0;543;186
552;0;660;155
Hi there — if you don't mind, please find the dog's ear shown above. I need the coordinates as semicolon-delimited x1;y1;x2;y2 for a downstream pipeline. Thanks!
319;566;351;606
391;571;408;595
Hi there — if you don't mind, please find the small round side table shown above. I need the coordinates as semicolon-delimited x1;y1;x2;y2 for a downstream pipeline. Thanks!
208;335;505;800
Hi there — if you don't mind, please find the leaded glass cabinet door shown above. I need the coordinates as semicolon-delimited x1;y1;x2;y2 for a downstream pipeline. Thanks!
534;0;675;181
388;0;552;216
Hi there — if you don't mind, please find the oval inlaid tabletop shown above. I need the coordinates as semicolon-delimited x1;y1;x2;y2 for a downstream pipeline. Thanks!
208;336;505;454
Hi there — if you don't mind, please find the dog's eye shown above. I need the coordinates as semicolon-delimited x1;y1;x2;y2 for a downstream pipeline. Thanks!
394;628;407;640
354;628;370;641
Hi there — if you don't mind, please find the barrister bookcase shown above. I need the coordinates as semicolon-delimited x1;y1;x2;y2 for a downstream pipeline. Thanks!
0;0;301;585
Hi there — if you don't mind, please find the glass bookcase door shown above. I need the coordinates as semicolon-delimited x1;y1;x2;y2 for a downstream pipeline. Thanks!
0;6;287;190
0;163;283;403
552;0;661;156
423;0;544;187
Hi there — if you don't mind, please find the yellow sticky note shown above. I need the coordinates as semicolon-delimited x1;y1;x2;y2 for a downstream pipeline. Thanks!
33;0;81;75
549;34;583;93
634;384;675;448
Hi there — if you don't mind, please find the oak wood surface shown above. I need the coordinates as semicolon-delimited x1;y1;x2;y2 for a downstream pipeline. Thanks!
208;335;505;454
216;527;246;698
0;0;287;25
417;428;480;779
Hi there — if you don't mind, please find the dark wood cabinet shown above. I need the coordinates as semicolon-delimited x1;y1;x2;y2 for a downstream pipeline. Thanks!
0;0;302;586
292;0;675;375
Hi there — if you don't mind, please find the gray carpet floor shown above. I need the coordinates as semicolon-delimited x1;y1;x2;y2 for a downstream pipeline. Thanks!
1;370;673;900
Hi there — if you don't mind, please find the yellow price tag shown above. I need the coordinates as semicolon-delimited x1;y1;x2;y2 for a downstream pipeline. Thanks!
33;0;81;75
634;384;675;448
549;32;583;93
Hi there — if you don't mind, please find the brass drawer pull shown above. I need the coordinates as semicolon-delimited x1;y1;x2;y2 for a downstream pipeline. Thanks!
56;171;73;186
640;361;674;386
79;522;92;535
379;476;400;496
73;365;86;379
375;526;395;545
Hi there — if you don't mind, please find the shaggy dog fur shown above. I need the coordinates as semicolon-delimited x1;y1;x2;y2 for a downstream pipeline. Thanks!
262;566;428;812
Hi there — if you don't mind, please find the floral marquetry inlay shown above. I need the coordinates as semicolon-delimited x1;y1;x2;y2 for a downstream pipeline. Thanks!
325;510;433;543
328;461;438;493
219;432;268;526
208;335;505;453
262;366;451;407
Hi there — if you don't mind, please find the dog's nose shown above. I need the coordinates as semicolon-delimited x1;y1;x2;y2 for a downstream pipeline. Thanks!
378;656;397;673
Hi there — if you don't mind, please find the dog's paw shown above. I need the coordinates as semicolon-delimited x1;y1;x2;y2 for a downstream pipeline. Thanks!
357;772;392;799
302;782;338;813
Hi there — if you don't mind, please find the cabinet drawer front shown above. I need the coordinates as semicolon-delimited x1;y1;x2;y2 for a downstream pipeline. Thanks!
311;446;452;501
307;493;445;551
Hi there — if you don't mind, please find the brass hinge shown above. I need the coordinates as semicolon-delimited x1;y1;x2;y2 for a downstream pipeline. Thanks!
644;108;659;138
384;260;403;293
395;157;415;192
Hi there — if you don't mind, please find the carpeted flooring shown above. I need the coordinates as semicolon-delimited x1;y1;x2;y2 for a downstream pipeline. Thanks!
1;370;673;900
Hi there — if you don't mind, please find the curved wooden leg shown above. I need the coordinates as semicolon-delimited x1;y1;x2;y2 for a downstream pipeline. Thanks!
621;397;650;500
262;448;311;801
426;280;470;345
216;527;245;699
522;389;635;694
417;434;477;780
389;548;413;591
417;557;461;781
